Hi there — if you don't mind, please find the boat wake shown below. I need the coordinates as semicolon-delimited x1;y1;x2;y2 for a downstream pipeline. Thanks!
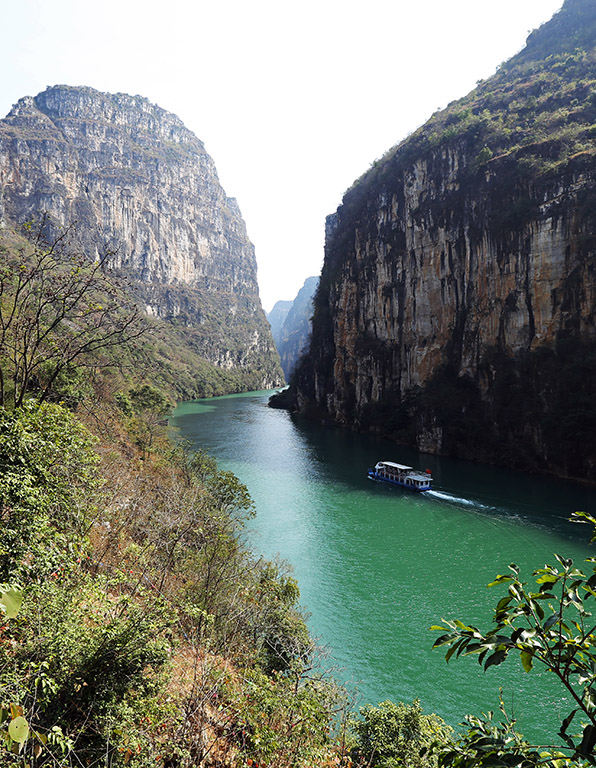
424;490;492;510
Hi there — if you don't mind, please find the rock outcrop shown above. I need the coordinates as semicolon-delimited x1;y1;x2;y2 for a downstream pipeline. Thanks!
0;85;283;396
279;0;596;481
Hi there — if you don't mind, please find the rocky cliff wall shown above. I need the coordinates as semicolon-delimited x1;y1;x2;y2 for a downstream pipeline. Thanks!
284;0;596;480
0;85;282;391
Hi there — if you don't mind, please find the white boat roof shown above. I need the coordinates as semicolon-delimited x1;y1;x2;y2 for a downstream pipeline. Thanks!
379;461;413;470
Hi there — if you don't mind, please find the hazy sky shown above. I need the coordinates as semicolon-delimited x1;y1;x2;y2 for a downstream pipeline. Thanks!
1;0;564;311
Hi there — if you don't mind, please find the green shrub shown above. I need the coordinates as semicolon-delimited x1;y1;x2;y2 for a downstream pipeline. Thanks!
0;400;100;581
350;699;452;768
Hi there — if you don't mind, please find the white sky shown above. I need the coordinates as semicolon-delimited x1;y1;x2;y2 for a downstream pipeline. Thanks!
1;0;564;312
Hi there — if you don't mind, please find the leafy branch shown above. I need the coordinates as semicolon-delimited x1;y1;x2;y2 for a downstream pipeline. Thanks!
432;512;596;766
0;215;148;408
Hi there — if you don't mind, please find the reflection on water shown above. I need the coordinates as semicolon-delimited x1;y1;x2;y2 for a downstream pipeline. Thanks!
172;390;596;742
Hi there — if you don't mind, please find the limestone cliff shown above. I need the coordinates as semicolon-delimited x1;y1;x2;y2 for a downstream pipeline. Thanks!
0;85;283;396
281;0;596;481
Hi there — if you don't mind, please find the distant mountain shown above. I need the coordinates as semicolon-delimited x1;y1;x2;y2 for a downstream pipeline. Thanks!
271;277;318;381
267;300;293;347
0;85;283;397
277;0;596;482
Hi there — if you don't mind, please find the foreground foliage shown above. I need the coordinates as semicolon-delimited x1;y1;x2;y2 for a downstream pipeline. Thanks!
349;699;452;768
0;401;345;766
433;512;596;768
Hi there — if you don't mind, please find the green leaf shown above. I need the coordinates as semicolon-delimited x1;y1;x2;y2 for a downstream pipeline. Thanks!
571;512;596;541
446;639;465;663
454;619;474;631
579;724;596;757
433;633;458;649
8;716;29;744
496;596;512;612
554;554;573;569
521;650;534;673
0;587;23;619
530;599;545;621
484;649;507;670
536;574;558;585
587;573;596;590
584;688;596;713
487;575;513;588
544;614;559;631
559;708;577;737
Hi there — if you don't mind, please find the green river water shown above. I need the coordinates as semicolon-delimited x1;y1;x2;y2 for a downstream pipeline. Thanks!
172;389;596;743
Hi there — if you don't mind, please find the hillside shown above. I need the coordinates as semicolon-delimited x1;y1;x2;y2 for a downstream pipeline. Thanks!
277;0;596;482
0;85;283;398
0;238;450;766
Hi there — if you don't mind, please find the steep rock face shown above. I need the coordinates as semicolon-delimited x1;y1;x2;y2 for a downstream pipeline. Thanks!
0;85;282;392
285;0;596;480
274;276;318;380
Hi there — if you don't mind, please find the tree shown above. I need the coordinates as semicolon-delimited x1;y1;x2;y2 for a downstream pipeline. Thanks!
123;383;172;458
350;699;452;768
432;512;596;768
0;217;147;408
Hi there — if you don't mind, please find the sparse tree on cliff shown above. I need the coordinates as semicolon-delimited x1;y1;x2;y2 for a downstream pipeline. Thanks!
0;216;147;408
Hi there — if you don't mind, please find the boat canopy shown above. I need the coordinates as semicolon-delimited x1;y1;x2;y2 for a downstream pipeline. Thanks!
378;461;413;471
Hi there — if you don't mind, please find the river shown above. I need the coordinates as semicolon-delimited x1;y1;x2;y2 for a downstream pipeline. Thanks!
172;389;596;743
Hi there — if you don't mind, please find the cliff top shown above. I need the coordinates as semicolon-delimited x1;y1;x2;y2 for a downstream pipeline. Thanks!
518;0;596;64
3;84;205;156
343;0;596;208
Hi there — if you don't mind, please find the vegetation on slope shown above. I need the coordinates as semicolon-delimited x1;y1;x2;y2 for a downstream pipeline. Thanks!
0;400;344;767
0;219;279;407
349;0;596;203
0;228;340;765
0;218;454;766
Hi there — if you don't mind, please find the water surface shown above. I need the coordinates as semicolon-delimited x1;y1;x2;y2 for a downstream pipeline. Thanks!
172;390;596;742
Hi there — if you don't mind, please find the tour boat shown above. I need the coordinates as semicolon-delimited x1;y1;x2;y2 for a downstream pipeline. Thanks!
367;460;432;491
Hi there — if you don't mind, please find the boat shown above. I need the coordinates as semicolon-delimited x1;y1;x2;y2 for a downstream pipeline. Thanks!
367;460;432;491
